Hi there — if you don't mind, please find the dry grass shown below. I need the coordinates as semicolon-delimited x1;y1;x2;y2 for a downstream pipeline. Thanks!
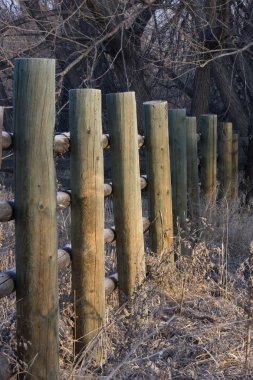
1;189;253;379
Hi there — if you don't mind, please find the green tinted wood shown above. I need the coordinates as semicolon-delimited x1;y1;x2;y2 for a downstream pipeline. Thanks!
106;92;145;303
144;101;173;259
14;58;58;380
70;89;105;359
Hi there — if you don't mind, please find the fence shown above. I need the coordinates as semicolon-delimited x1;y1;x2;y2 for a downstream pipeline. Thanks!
0;58;239;379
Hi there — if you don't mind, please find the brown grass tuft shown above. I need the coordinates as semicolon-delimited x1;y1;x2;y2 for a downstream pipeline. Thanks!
1;192;253;378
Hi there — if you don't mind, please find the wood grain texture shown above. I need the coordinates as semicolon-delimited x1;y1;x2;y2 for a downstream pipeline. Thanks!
169;109;187;230
186;117;200;221
70;89;105;358
14;58;58;379
0;107;3;168
106;92;145;303
200;114;217;204
144;101;173;257
231;133;239;200
217;122;233;199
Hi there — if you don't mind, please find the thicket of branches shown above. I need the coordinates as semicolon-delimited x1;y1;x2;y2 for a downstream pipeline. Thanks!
0;0;253;172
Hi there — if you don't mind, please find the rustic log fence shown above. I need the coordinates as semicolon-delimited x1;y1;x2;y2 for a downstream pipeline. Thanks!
0;58;238;379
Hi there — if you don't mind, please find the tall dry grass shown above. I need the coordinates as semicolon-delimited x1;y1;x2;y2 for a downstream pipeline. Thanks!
0;188;253;379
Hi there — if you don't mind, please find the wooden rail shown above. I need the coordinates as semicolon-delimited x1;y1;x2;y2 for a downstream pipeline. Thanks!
0;177;148;222
0;247;119;299
1;131;145;153
0;216;150;301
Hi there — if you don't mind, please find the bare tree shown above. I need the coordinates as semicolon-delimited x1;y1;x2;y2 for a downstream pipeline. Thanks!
1;0;253;173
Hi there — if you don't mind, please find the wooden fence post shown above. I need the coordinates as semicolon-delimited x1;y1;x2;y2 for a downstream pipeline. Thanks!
106;92;145;303
70;89;105;359
186;116;199;221
144;101;173;259
169;109;187;231
217;122;233;199
14;58;58;379
199;114;217;204
231;133;239;200
0;107;3;169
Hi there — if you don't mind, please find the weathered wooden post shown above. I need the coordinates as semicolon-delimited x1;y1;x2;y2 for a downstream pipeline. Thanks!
106;92;145;303
144;101;173;259
0;107;3;168
186;116;199;221
217;122;233;199
70;89;105;358
169;109;187;230
231;133;239;200
199;114;217;204
14;58;58;379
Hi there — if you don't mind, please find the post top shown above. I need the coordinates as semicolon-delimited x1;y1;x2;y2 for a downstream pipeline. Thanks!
143;100;167;105
106;91;135;97
69;88;101;94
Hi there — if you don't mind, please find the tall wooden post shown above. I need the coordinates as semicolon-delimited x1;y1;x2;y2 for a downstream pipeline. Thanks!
144;101;173;259
0;107;3;168
14;58;58;379
199;114;217;204
217;122;233;199
186;116;199;221
169;109;187;230
70;89;105;358
106;92;145;303
231;133;239;200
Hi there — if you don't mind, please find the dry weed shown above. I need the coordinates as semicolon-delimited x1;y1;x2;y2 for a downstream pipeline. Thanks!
0;190;253;379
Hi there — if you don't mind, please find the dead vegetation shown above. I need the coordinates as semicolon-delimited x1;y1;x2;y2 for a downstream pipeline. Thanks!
1;190;253;379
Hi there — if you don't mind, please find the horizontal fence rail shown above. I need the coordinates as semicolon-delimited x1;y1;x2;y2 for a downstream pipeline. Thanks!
0;247;119;299
1;131;145;153
0;177;148;222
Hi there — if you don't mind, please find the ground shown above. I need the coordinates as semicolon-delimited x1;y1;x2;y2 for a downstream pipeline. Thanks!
1;189;253;379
